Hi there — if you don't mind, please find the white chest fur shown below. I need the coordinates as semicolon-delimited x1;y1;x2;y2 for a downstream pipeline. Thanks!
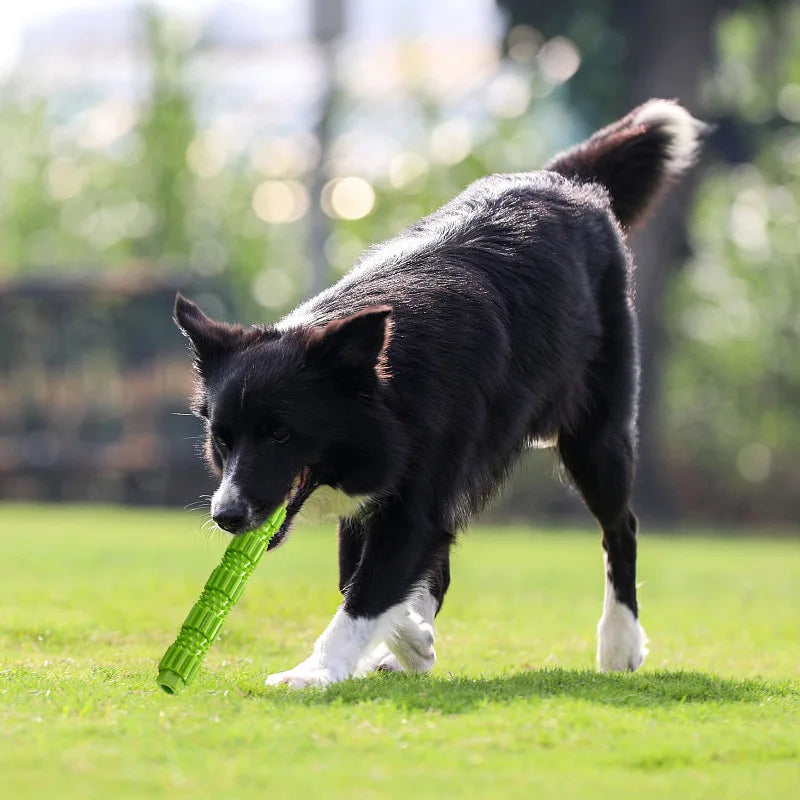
298;485;369;523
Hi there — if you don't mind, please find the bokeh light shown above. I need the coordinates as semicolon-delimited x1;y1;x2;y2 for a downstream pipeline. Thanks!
537;36;581;85
321;176;376;220
429;119;473;165
251;180;310;224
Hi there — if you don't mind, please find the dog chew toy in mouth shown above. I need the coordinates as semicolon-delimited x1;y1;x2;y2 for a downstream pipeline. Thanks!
157;504;288;695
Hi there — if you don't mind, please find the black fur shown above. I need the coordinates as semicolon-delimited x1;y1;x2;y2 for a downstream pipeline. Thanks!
175;100;701;632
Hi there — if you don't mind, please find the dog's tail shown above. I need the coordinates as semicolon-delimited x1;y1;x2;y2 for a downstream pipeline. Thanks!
545;99;707;228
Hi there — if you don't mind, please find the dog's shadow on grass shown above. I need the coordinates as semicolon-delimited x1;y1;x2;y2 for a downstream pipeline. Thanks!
252;668;797;714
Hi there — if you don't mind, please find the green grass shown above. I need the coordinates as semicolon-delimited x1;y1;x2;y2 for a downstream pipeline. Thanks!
2;504;798;799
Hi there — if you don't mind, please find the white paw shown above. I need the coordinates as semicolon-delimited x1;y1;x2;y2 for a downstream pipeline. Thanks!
355;642;404;676
389;619;436;673
597;602;648;672
265;664;338;689
376;652;403;672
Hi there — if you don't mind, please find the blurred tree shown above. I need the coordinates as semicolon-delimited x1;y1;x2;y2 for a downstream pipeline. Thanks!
136;5;197;262
498;0;799;524
612;0;727;518
497;0;728;518
664;0;800;521
496;0;624;126
307;0;345;297
0;102;61;271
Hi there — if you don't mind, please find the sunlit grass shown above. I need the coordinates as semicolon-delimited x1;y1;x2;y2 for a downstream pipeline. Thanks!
2;504;798;799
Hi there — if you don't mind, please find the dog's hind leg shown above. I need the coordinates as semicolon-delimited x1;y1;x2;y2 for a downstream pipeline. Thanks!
559;422;647;671
557;268;647;671
555;238;648;671
559;422;647;672
559;419;648;671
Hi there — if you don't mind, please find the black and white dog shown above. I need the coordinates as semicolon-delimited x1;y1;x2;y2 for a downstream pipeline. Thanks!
175;100;704;688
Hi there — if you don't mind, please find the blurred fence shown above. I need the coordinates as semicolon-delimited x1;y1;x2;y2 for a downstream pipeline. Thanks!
0;271;215;505
0;269;586;517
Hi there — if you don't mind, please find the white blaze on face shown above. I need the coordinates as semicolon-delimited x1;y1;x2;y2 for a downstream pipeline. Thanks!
210;454;243;518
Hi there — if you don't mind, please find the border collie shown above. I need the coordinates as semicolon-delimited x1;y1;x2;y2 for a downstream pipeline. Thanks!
175;100;704;688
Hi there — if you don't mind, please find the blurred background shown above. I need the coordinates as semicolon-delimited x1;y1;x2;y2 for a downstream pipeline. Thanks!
0;0;797;529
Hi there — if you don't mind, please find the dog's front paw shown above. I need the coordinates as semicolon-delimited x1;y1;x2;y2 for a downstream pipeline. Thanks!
266;668;333;689
389;619;436;673
376;651;403;672
265;663;340;689
355;642;404;676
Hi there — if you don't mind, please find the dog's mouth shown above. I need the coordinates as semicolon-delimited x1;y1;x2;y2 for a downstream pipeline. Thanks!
267;466;318;550
285;466;312;508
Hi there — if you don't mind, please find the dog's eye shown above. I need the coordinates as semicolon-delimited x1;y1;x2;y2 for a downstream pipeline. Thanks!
270;426;290;444
256;423;290;444
212;433;230;456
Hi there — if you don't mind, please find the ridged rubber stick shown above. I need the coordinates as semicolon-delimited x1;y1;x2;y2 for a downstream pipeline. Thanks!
157;504;287;695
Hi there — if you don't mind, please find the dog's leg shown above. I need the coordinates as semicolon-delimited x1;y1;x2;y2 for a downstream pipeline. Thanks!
337;516;363;595
597;539;647;671
385;585;438;672
355;589;438;675
356;547;450;675
556;254;647;672
267;510;450;688
355;641;402;675
594;506;647;672
560;425;647;672
338;516;406;676
265;603;406;689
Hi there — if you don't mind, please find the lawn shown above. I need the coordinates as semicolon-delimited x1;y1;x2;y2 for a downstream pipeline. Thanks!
1;503;798;799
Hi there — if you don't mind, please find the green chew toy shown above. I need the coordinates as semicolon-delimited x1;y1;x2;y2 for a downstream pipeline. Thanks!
157;504;287;695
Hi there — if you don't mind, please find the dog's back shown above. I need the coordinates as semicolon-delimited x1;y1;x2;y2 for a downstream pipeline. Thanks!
279;101;704;529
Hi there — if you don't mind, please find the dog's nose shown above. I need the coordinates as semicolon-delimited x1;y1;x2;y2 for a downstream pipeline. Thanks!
213;503;247;533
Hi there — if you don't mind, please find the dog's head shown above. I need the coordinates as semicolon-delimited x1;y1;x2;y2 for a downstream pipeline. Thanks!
174;294;398;541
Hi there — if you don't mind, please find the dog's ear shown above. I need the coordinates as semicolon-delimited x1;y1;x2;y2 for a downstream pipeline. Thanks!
304;306;393;383
174;293;241;371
